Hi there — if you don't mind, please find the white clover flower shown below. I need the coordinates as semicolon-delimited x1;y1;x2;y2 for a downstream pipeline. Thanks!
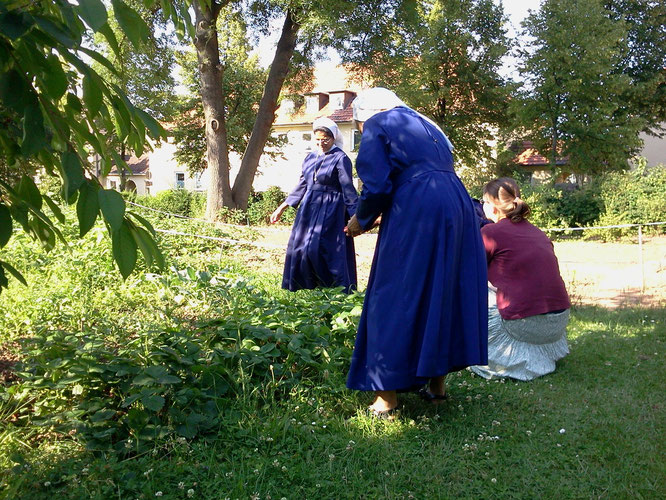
179;482;185;489
559;428;566;434
526;430;532;436
491;478;497;484
155;492;163;497
187;489;195;498
492;420;500;426
44;481;51;487
281;466;287;472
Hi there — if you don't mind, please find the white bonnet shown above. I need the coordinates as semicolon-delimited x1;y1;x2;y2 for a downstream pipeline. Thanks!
352;87;407;122
312;116;344;149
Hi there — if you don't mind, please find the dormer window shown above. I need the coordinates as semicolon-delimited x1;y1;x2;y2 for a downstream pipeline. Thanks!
282;99;294;113
306;95;320;113
330;93;344;110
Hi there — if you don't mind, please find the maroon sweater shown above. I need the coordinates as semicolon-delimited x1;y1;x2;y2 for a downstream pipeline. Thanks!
481;218;570;320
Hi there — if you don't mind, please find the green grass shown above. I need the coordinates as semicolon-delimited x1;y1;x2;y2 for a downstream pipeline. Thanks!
1;213;664;499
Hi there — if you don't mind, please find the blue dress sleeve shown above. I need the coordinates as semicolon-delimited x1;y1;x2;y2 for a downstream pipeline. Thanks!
355;118;393;229
336;153;358;217
284;156;309;207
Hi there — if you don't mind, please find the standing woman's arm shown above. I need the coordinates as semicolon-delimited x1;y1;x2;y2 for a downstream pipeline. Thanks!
336;154;358;216
271;156;309;223
354;118;393;230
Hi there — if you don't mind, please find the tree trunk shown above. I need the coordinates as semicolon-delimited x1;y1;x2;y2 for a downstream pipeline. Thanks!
193;0;233;221
231;10;300;210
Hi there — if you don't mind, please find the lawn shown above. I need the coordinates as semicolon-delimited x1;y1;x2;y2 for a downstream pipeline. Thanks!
0;213;664;499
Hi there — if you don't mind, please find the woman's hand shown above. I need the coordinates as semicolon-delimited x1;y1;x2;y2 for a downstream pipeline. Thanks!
270;202;288;224
344;214;363;237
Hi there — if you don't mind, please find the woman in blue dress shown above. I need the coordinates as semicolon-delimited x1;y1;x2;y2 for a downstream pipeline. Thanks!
271;117;358;293
345;88;488;416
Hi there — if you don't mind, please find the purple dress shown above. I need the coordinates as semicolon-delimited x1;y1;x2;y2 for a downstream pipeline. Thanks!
282;146;358;293
346;107;488;391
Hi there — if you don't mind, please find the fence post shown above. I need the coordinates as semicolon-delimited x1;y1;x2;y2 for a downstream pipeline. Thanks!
638;225;645;292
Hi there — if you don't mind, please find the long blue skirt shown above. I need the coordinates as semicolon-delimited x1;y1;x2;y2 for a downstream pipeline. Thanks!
346;171;488;391
282;186;356;293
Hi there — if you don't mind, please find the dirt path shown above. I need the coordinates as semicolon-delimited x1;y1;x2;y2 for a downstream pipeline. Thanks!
252;226;666;308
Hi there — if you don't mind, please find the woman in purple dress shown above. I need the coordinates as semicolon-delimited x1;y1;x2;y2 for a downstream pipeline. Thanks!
271;117;358;293
345;88;488;417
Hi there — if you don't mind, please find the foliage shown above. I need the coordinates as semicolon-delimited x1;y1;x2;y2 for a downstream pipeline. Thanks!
0;209;360;454
135;189;194;217
0;0;167;292
171;7;275;175
514;0;645;174
246;186;295;226
594;163;666;238
92;0;176;122
604;0;666;134
337;0;513;186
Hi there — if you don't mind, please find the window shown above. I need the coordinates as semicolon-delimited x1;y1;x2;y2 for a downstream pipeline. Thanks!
352;130;362;151
306;95;320;113
110;181;117;190
281;99;294;113
330;93;344;110
194;172;203;190
175;172;185;189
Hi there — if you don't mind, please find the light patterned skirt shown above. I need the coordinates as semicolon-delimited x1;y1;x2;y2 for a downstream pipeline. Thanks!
471;289;569;381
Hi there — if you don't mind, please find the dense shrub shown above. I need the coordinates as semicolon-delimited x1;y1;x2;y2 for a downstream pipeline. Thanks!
594;164;666;238
246;186;295;226
135;189;193;216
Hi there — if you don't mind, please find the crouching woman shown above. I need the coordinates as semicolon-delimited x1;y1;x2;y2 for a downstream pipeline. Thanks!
471;178;571;381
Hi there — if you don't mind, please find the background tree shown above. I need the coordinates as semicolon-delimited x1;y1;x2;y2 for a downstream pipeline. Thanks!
171;7;283;176
515;0;645;175
0;0;167;293
336;0;513;186
604;0;666;137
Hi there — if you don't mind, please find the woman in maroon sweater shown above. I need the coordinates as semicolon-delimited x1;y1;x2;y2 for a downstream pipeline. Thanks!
471;178;570;381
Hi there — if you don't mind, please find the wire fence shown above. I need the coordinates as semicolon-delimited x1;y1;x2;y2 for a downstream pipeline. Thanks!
129;201;666;304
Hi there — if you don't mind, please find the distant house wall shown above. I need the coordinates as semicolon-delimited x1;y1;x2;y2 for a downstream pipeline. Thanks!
639;127;666;166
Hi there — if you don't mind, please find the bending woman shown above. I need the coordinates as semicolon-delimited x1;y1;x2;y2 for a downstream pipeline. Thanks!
271;117;358;293
471;178;571;381
345;88;488;416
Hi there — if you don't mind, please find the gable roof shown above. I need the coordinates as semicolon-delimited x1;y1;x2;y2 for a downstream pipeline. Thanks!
107;153;150;176
274;63;368;127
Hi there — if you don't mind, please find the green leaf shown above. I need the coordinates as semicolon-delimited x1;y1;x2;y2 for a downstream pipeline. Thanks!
111;0;150;49
90;409;116;422
0;260;27;286
17;175;42;210
98;188;125;231
60;151;85;201
0;70;31;114
141;394;164;412
33;16;78;48
66;92;83;114
76;181;99;237
131;374;154;386
76;0;108;32
21;100;46;156
42;194;66;224
97;22;120;59
111;220;137;279
134;108;165;140
0;266;8;291
82;73;103;119
127;211;156;236
130;224;154;267
40;53;68;100
0;11;34;40
0;203;12;247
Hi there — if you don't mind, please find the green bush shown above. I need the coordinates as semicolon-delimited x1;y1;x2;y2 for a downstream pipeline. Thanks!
593;164;666;239
246;186;296;226
135;189;193;217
